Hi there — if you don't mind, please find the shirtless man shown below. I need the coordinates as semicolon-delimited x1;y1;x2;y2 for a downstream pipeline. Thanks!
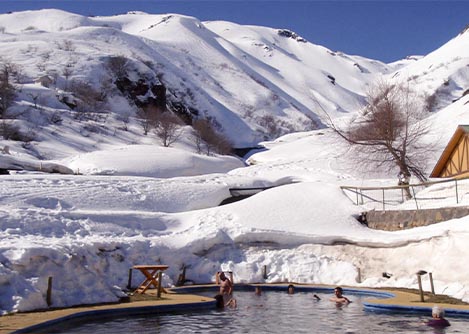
329;286;351;304
217;271;233;296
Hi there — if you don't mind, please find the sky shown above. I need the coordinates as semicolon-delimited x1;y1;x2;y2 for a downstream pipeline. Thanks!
1;1;468;63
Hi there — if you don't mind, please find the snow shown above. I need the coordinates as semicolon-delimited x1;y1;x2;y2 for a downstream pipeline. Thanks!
62;144;245;177
2;128;469;314
1;8;469;315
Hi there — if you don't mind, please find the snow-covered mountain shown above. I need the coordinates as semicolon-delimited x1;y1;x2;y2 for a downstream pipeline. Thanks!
389;27;469;112
0;9;391;161
0;9;467;164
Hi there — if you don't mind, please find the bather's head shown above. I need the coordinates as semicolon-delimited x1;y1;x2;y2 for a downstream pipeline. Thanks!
334;287;344;297
432;306;445;319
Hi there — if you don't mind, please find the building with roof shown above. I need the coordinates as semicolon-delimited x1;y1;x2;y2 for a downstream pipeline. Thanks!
431;125;469;178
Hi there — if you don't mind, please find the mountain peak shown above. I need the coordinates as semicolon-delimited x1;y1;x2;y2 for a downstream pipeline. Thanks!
459;23;469;36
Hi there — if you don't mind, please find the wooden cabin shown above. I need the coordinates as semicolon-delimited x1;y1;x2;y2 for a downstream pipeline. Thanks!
431;125;469;178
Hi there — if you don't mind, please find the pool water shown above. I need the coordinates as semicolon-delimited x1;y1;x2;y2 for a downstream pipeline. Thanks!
45;290;467;333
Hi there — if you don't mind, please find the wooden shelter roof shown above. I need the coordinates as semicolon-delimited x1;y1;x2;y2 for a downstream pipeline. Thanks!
430;125;469;178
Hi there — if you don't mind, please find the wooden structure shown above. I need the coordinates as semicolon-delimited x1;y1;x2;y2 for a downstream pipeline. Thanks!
431;125;469;178
133;265;168;295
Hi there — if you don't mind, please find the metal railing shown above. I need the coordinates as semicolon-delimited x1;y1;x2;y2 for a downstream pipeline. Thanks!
340;176;469;211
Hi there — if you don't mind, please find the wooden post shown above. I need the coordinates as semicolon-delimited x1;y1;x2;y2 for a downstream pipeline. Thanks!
127;268;133;290
412;186;419;210
382;188;385;211
156;271;163;298
229;271;234;285
417;274;424;302
357;268;362;283
429;272;435;295
262;265;268;280
46;276;53;307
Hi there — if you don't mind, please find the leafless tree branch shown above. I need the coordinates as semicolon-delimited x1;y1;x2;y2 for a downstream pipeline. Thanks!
317;80;434;186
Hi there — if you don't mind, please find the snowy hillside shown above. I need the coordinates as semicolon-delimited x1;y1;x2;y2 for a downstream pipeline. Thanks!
0;9;390;162
389;27;469;112
2;8;469;316
0;9;467;163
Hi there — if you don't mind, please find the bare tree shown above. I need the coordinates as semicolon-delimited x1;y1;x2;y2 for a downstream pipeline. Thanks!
154;112;183;147
258;114;281;139
137;105;159;135
105;56;130;80
28;92;40;109
69;80;108;121
62;66;73;88
0;120;20;140
323;80;432;186
193;118;232;155
116;112;130;131
0;62;17;119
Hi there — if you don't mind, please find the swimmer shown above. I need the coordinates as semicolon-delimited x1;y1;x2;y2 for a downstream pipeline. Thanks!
425;306;450;328
329;286;351;304
216;271;233;296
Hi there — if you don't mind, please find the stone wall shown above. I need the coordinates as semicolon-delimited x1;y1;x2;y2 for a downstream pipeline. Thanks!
365;207;469;231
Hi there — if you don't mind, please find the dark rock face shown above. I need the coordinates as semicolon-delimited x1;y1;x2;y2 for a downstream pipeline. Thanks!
115;77;166;110
114;76;201;125
277;29;307;43
167;100;198;125
58;94;77;109
151;84;167;110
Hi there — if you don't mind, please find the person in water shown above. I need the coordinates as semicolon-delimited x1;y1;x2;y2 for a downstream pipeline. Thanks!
329;286;351;304
216;271;233;301
216;271;234;307
214;294;237;309
425;306;450;328
225;297;237;309
216;271;233;296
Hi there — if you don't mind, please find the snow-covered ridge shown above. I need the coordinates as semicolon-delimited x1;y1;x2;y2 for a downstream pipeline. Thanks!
389;27;469;111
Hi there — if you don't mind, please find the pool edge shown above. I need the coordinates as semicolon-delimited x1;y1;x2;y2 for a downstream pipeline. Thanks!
7;284;469;333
